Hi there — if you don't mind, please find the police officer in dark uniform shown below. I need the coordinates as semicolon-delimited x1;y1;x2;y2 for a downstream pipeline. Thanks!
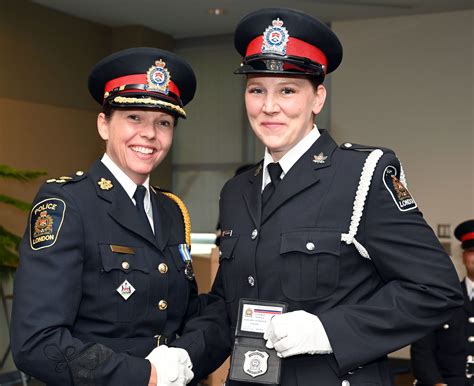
411;219;474;386
10;47;229;386
173;8;463;386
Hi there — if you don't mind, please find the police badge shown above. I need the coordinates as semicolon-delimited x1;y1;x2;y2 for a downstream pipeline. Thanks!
243;350;269;378
262;18;289;56
146;59;171;95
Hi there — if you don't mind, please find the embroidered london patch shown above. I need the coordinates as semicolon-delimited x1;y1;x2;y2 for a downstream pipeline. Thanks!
383;165;417;212
29;198;66;250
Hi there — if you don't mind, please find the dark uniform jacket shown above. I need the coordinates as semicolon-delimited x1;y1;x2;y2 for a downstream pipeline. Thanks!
10;160;229;386
176;130;463;386
411;280;474;386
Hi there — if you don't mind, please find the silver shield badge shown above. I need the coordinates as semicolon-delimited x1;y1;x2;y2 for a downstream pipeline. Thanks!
243;350;269;378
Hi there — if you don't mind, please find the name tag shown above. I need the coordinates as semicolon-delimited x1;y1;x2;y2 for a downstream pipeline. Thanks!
110;245;135;254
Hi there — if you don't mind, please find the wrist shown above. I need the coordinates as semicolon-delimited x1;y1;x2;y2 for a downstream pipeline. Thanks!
148;363;157;386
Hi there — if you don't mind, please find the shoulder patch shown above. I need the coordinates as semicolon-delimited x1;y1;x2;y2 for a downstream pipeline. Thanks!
383;165;417;212
29;198;66;250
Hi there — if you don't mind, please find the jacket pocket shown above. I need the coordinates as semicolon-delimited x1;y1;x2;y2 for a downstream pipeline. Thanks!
99;244;150;322
279;228;341;301
218;235;239;303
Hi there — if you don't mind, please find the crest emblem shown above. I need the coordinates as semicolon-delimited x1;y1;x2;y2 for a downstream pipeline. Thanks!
243;350;269;378
116;280;136;300
313;152;328;164
34;211;53;237
98;178;113;191
245;307;253;317
146;59;171;94
262;18;289;56
383;165;417;212
29;198;66;250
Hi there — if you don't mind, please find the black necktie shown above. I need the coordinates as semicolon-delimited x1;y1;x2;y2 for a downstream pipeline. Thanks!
262;162;283;207
134;185;153;233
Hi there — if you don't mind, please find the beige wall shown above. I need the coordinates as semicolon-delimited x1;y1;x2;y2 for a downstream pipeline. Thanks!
331;9;473;358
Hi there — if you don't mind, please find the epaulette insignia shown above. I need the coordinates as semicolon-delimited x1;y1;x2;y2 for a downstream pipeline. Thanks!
29;198;66;250
383;165;417;212
46;171;86;184
159;190;191;249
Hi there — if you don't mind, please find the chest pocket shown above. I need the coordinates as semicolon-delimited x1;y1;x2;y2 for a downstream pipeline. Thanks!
218;235;239;303
279;229;341;301
99;244;150;322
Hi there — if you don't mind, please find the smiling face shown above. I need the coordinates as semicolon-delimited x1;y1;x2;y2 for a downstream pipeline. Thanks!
245;75;326;161
97;108;175;184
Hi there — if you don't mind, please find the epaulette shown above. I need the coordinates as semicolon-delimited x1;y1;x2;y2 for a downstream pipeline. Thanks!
46;170;87;184
152;186;191;249
340;142;393;154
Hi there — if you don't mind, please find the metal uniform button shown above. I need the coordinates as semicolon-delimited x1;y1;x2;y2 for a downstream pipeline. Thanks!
158;300;168;311
158;263;168;274
251;229;258;240
468;336;474;343
219;250;222;257
121;261;130;270
248;276;255;287
344;143;352;148
469;317;474;323
76;170;84;176
443;323;450;329
342;380;350;386
306;242;315;251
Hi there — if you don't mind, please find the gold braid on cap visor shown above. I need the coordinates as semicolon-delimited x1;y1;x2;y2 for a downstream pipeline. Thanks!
112;96;186;118
161;191;191;249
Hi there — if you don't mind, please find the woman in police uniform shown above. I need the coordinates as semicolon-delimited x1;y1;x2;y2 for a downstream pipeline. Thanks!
10;47;228;386
173;8;463;386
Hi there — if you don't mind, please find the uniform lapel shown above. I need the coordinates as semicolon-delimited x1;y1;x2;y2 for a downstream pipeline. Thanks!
150;188;171;251
243;163;264;229
90;160;158;247
261;130;338;223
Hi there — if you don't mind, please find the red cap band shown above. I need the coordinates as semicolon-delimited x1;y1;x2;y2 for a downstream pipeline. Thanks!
104;74;180;98
246;36;328;73
461;232;474;242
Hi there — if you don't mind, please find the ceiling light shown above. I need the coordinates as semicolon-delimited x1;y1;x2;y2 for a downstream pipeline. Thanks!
208;8;226;16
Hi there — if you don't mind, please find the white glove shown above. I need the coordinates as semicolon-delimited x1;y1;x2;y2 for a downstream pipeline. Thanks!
146;345;194;385
263;310;333;358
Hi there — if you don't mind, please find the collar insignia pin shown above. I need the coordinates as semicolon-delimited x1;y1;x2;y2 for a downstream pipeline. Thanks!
98;178;113;190
254;164;262;176
313;152;328;164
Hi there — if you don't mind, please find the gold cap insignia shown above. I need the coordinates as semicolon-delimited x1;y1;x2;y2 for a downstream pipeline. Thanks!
98;178;113;190
313;152;328;164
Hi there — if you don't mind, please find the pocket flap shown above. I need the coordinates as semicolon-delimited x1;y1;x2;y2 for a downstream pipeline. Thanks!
99;244;149;273
219;235;239;261
280;229;341;256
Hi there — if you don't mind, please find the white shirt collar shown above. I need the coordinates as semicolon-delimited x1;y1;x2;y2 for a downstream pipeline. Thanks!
466;277;474;299
262;124;320;191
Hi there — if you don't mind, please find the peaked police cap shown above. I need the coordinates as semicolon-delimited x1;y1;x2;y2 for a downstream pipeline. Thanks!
88;47;196;119
234;8;342;81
